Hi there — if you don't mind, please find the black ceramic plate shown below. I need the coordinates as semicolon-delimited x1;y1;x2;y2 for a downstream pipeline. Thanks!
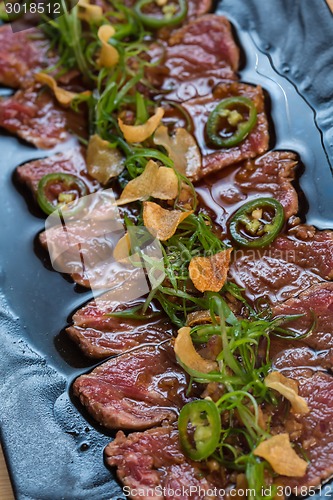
0;1;332;499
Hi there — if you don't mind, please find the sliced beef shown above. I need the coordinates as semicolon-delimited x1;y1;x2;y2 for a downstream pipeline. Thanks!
264;286;333;488
0;87;86;149
233;151;299;218
268;284;333;372
0;26;57;89
228;226;333;304
271;343;333;372
272;283;333;352
229;251;319;305
38;224;114;289
275;370;333;491
105;426;224;500
186;0;213;19
16;147;99;198
197;151;299;229
147;15;239;101
180;82;269;181
67;297;174;358
39;219;145;290
276;225;333;280
73;344;196;430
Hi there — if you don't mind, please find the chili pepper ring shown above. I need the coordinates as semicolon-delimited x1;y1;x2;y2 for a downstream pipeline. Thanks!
134;0;188;29
37;173;88;216
206;96;257;148
178;399;221;461
229;197;285;248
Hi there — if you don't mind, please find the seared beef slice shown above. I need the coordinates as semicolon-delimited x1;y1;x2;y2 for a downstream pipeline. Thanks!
197;150;299;236
16;147;98;197
234;151;299;219
0;26;57;89
105;426;224;500
0;87;86;148
182;82;269;180
147;15;240;100
67;297;173;358
229;226;333;303
273;282;333;352
73;344;195;430
276;371;333;491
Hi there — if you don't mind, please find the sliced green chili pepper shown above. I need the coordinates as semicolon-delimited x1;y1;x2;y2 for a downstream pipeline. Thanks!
37;173;88;216
206;96;257;148
229;197;285;248
134;0;187;29
178;399;221;461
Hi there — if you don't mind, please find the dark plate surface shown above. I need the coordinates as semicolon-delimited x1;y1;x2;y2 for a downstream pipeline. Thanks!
0;1;332;499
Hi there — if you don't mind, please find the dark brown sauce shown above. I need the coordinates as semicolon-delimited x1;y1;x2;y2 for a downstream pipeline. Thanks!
197;164;247;233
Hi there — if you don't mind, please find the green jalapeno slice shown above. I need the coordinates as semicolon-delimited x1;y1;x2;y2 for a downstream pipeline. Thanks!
178;399;221;461
134;0;187;29
37;173;88;216
206;96;257;148
229;197;285;248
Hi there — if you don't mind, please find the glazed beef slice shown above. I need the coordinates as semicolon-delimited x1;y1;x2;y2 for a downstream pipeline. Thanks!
265;285;333;488
147;15;240;101
180;82;269;181
266;282;333;376
198;150;299;230
73;344;195;430
272;282;333;352
229;226;333;304
67;296;173;358
276;370;333;491
0;25;57;89
16;147;100;198
0;86;86;149
233;150;299;219
105;426;224;500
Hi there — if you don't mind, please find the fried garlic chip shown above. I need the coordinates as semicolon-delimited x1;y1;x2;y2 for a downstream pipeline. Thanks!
113;233;146;270
97;25;119;68
174;327;218;374
189;249;232;293
119;108;164;143
116;160;178;206
186;310;219;327
178;182;195;210
86;134;124;185
265;371;309;415
143;202;192;241
254;434;308;477
78;0;103;22
35;73;90;107
113;233;131;263
154;125;202;179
